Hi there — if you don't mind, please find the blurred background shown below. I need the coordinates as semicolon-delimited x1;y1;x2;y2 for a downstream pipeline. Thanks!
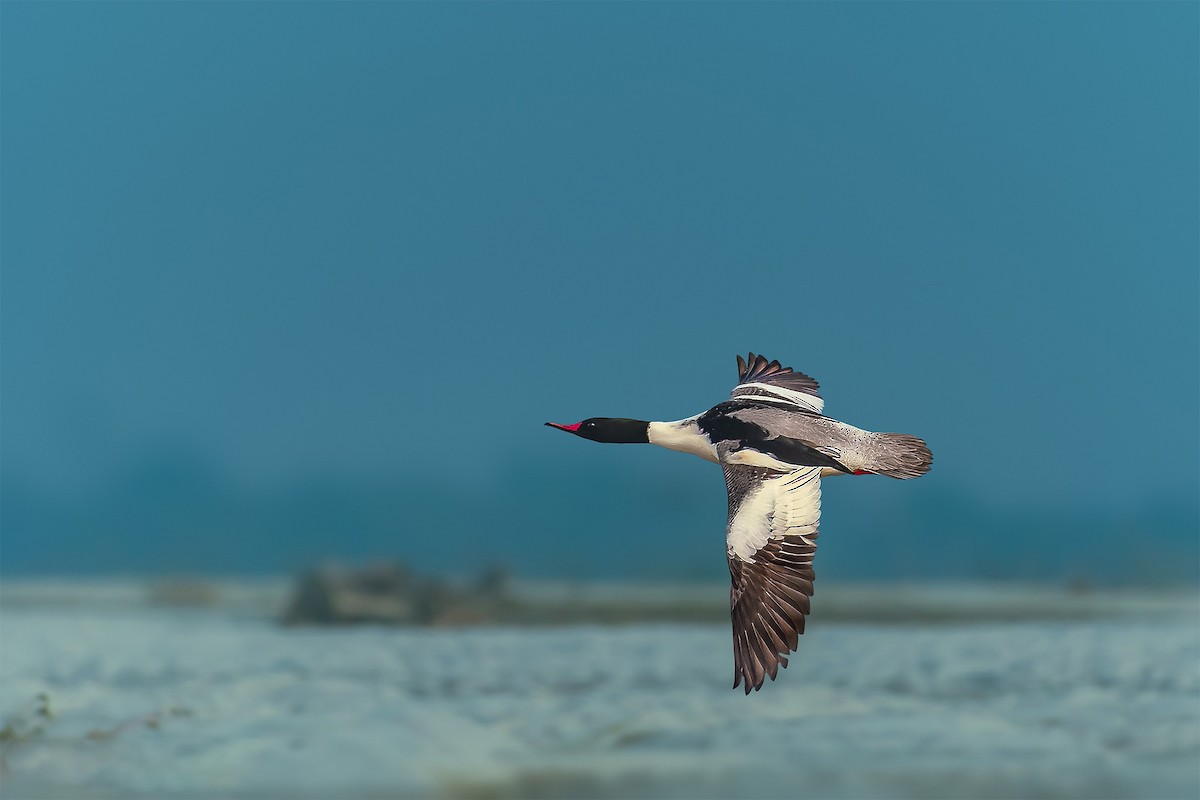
1;3;1196;799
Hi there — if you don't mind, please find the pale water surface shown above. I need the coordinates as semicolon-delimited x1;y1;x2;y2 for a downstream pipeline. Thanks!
1;584;1197;800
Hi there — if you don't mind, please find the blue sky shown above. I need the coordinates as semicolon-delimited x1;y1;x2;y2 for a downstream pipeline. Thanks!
2;3;1196;577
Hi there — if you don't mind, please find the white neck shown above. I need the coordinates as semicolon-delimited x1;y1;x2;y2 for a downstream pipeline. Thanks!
647;417;719;463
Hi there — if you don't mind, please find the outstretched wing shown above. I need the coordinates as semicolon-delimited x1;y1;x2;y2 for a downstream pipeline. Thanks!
724;463;821;694
732;353;823;413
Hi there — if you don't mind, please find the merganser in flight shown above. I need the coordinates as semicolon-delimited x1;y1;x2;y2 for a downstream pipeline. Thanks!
546;353;932;694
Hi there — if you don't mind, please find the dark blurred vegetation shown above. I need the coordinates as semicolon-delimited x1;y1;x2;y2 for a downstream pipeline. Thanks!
282;562;515;626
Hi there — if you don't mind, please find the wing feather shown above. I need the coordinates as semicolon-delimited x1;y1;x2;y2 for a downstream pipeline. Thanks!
724;464;822;694
731;352;824;412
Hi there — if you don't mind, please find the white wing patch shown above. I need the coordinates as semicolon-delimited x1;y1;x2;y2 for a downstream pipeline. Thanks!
723;448;802;472
727;467;822;562
732;382;825;413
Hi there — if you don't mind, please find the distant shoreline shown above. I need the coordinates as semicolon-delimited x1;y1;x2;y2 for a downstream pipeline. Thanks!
2;577;1196;626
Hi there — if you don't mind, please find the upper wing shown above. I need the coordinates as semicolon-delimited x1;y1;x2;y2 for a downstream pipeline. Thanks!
723;463;821;694
732;353;823;413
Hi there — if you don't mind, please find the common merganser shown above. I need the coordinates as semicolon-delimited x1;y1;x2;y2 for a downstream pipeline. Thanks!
546;353;933;694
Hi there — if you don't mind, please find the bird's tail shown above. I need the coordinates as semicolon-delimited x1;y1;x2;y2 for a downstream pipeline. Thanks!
865;433;933;479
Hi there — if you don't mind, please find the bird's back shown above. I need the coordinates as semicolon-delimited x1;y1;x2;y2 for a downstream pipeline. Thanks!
709;402;932;478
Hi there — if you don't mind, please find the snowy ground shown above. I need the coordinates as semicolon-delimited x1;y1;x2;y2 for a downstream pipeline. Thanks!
1;584;1197;800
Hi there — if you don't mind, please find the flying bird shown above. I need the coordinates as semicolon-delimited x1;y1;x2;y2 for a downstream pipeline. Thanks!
546;353;932;693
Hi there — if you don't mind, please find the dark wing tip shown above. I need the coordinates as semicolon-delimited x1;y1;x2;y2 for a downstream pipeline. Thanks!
734;351;821;398
737;352;792;384
729;534;817;695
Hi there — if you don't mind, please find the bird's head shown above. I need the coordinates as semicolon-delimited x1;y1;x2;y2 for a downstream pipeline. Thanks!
544;417;650;444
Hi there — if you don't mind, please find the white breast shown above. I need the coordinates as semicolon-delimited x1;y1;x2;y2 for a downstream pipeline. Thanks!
647;417;719;463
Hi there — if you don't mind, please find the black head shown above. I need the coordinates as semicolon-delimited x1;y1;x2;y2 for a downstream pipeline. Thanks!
545;417;650;444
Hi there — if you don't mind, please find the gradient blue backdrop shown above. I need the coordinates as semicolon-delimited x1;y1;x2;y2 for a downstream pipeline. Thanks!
3;2;1196;581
